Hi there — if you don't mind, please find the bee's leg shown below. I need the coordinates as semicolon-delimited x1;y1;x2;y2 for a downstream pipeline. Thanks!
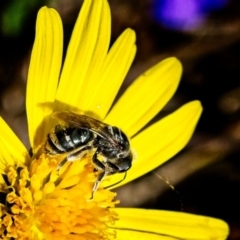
92;151;105;171
67;145;92;162
90;152;106;198
91;171;105;199
56;145;92;171
56;157;69;171
91;152;119;198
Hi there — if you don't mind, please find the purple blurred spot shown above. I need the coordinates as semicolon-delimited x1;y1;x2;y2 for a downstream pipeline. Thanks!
152;0;228;30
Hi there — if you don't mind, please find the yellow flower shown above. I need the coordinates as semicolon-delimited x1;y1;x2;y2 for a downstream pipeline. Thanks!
0;0;228;239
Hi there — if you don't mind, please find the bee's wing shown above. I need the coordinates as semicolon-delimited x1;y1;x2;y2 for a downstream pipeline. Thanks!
52;111;117;145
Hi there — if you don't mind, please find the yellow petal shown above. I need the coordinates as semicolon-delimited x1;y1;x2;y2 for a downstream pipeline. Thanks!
105;57;182;137
67;0;111;113
106;101;202;188
0;117;28;170
26;7;63;147
113;208;229;240
0;137;15;174
86;28;136;119
55;0;111;112
116;230;177;240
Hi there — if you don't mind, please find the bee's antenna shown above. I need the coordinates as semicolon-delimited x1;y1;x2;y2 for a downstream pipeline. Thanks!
104;172;127;189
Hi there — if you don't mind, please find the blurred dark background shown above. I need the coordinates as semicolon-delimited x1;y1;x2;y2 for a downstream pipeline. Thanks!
0;0;239;239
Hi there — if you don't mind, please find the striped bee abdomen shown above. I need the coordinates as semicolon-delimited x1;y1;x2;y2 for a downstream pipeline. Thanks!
45;125;94;154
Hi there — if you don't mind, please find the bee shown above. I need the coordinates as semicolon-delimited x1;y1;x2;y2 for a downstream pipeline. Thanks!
45;111;132;196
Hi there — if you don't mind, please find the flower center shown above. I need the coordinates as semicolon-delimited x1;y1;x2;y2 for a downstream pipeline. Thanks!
0;153;118;239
